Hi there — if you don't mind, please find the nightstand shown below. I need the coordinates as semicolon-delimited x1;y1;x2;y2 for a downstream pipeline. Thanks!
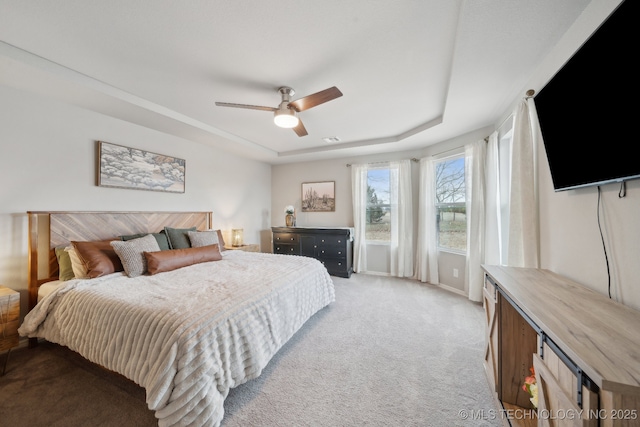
224;244;260;253
1;286;20;375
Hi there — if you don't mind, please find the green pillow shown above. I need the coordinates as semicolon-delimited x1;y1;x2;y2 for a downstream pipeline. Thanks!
164;226;197;249
121;232;170;251
55;246;75;281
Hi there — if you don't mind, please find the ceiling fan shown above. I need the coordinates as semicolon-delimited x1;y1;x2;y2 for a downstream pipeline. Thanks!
215;86;343;137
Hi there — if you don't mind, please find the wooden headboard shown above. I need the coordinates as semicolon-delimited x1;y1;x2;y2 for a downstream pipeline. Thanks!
27;211;212;311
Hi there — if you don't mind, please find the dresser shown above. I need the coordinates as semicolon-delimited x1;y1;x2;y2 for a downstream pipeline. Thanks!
482;266;640;427
272;227;353;278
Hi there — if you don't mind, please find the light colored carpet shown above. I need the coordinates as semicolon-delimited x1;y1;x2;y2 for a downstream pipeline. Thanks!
222;274;501;427
0;273;500;426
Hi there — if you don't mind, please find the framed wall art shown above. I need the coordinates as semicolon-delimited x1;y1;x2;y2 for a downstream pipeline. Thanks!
97;141;185;193
301;181;335;212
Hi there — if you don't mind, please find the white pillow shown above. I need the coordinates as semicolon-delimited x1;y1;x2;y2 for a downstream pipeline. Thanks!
110;234;161;277
65;246;89;279
187;230;220;248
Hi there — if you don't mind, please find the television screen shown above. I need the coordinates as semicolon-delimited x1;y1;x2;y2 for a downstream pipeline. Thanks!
535;0;638;191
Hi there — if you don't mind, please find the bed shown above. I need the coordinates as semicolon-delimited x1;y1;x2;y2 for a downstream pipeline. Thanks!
18;211;335;427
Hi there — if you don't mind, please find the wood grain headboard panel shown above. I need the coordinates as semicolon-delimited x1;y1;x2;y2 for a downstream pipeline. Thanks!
27;211;212;310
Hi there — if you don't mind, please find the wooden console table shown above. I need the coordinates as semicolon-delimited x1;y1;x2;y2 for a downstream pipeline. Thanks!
482;265;640;427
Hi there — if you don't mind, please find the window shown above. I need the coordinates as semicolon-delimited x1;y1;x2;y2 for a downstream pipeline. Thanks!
435;155;466;252
365;167;390;241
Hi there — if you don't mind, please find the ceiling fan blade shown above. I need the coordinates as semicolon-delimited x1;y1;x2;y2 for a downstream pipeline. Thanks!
289;86;343;112
293;119;308;137
215;102;276;112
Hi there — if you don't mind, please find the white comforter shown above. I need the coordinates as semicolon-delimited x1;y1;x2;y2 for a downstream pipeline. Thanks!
19;251;335;426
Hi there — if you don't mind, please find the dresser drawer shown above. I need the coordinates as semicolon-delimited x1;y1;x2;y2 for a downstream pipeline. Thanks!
316;235;348;247
317;246;347;258
274;244;298;254
318;258;348;273
273;233;299;244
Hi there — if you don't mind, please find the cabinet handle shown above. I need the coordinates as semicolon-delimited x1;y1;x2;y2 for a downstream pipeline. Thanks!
321;250;325;254
338;251;342;255
338;262;342;266
276;237;280;240
291;237;294;241
321;239;325;242
338;240;341;243
290;248;294;251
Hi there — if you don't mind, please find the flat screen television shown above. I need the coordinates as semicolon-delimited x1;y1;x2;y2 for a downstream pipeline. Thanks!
535;0;637;192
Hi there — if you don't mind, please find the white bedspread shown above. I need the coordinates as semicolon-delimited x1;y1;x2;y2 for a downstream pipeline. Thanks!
19;251;335;426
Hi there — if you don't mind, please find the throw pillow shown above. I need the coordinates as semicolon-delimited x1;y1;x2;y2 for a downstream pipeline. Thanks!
55;246;75;281
187;230;219;248
71;239;124;278
111;234;161;277
164;226;197;250
121;232;170;251
145;244;222;275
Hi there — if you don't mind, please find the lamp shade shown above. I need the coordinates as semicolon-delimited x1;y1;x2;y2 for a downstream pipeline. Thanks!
231;229;243;247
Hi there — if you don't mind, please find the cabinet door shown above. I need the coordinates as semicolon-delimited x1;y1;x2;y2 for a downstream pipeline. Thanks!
534;353;597;427
483;276;499;396
300;235;316;258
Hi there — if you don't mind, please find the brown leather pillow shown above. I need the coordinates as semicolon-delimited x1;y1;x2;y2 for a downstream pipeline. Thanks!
71;239;124;278
144;244;222;275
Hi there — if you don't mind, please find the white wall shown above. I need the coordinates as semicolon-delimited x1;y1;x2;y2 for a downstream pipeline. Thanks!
538;141;640;311
0;84;272;320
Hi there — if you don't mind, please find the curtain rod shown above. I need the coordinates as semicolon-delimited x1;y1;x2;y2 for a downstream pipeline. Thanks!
346;158;418;167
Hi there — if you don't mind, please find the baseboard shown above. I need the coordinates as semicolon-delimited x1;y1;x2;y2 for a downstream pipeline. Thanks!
434;282;467;297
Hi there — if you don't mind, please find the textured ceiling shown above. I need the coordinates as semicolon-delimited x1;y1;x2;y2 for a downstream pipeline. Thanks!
0;0;598;164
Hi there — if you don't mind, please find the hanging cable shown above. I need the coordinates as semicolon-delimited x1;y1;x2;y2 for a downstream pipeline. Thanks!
597;186;612;299
618;181;626;198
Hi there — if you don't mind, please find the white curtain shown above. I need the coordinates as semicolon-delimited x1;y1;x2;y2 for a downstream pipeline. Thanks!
465;140;486;302
415;157;439;284
351;163;368;273
390;160;413;277
484;131;502;266
507;98;540;268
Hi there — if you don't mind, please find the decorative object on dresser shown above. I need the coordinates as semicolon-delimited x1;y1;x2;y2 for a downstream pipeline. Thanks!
482;265;640;427
284;205;296;227
0;286;20;375
301;181;335;212
272;227;353;278
97;141;186;193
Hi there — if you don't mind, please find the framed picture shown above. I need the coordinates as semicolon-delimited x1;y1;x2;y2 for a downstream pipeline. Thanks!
97;141;185;193
301;181;335;212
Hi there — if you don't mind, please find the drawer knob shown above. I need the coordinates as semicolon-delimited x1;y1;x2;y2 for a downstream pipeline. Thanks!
321;239;325;242
291;237;294;240
338;240;341;243
338;262;342;265
338;251;342;255
321;250;325;253
290;248;294;251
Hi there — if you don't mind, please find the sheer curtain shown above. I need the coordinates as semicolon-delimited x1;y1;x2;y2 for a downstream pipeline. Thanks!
415;157;439;284
465;140;486;302
390;160;413;277
484;131;502;266
351;163;368;273
507;98;540;268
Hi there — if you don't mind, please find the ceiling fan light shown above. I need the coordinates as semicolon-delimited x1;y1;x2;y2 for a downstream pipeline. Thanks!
274;108;299;128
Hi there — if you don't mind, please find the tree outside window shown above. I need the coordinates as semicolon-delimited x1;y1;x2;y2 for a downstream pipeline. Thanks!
435;156;466;252
366;168;390;241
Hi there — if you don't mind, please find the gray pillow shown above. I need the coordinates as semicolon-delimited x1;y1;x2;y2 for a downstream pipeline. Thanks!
164;226;196;249
121;232;170;251
187;230;220;248
110;234;161;277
